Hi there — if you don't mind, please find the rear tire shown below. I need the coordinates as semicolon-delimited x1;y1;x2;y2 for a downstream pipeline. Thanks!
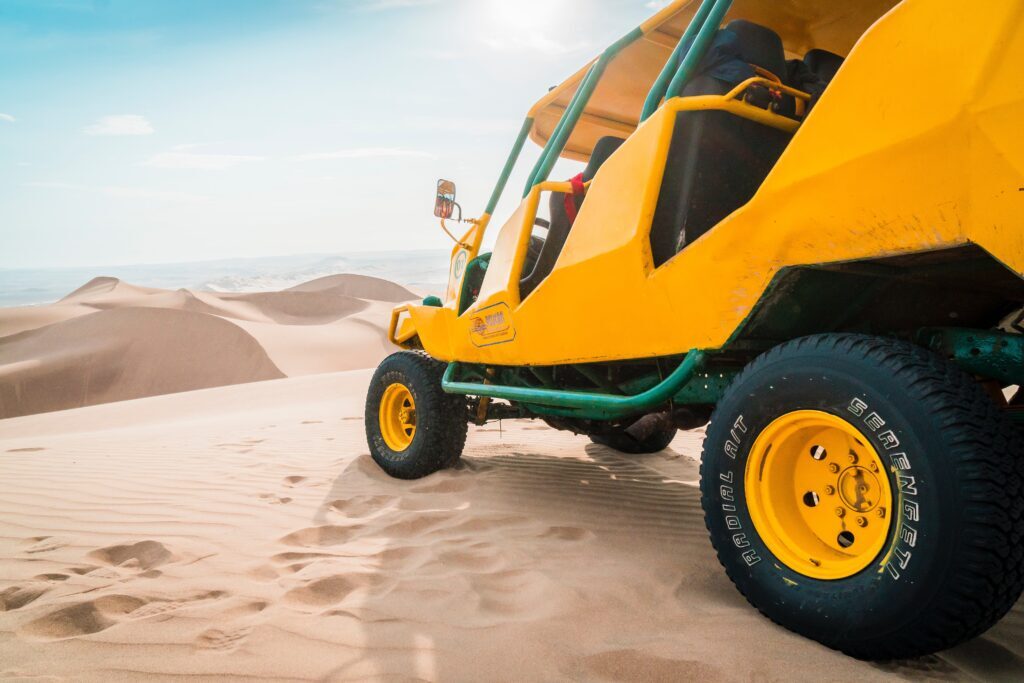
700;334;1024;659
365;351;468;480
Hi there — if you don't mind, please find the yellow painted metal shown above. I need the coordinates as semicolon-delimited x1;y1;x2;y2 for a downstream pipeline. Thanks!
744;410;893;580
528;0;900;161
389;0;1024;368
379;383;416;451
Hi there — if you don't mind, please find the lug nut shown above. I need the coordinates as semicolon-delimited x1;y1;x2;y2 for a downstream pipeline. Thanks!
856;516;868;527
828;463;840;474
848;453;859;464
835;507;846;518
876;507;887;519
824;485;836;495
869;462;879;473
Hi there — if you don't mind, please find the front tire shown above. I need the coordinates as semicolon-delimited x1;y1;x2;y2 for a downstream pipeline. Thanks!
700;334;1024;659
365;351;468;480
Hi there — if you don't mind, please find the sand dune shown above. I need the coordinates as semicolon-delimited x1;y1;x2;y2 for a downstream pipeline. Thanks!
0;273;414;418
1;372;1021;681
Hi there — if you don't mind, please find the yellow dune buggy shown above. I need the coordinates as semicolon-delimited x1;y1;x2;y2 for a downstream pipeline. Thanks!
366;0;1024;660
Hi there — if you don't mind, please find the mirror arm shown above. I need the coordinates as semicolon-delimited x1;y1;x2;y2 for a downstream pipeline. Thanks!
440;218;472;250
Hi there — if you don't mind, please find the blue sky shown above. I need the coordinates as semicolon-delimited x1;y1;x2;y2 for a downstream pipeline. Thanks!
0;0;662;269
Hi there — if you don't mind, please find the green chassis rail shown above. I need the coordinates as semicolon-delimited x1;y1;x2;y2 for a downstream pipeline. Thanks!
442;351;710;421
440;329;1023;423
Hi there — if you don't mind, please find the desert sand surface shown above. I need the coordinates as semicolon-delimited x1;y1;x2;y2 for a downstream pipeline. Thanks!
0;372;1023;681
0;275;412;419
2;274;1024;681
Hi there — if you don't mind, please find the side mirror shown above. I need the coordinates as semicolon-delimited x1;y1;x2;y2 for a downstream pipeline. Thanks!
434;179;457;219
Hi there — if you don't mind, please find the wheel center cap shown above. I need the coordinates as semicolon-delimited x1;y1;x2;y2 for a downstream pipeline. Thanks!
838;466;881;512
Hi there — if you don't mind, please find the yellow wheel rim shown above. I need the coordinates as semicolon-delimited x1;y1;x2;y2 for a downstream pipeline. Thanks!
744;410;893;580
379;383;417;452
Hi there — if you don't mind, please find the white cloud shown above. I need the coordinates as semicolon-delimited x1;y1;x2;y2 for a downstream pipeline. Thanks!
84;114;154;136
645;0;673;8
142;151;265;170
292;147;434;162
0;113;15;123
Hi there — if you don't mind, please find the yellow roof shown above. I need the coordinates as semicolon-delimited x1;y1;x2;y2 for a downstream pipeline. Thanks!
527;0;901;162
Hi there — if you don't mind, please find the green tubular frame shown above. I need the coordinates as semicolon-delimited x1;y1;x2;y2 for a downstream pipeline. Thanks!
523;27;644;195
485;118;534;216
442;350;706;420
664;0;733;100
640;0;717;121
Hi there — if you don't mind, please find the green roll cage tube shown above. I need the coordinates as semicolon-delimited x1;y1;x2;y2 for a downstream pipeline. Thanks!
437;0;1024;422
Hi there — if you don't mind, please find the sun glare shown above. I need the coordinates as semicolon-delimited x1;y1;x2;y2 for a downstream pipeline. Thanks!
483;0;566;34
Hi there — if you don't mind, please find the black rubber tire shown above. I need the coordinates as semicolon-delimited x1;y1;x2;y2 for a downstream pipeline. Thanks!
589;413;677;454
700;334;1024;660
365;351;468;480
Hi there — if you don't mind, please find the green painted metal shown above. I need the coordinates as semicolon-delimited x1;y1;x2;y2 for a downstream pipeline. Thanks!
524;26;645;195
664;0;733;100
442;350;707;420
485;118;534;216
640;0;716;122
674;368;739;404
918;328;1024;385
457;252;492;315
522;62;599;196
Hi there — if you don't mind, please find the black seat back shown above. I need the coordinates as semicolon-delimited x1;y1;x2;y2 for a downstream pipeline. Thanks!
520;136;624;300
786;49;845;114
650;21;791;266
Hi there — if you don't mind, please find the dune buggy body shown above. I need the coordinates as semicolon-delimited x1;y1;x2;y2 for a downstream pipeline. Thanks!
367;0;1024;660
389;0;1023;412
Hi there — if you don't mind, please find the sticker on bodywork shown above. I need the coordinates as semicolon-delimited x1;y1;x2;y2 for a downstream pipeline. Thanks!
469;302;516;347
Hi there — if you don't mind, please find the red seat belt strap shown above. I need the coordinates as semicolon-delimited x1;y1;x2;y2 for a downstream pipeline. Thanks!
563;173;587;224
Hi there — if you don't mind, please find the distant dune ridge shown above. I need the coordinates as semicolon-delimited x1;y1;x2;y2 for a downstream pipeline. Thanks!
0;273;416;418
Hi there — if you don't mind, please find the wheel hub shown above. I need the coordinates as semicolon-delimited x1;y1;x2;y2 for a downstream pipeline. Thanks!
379;383;417;452
744;410;894;580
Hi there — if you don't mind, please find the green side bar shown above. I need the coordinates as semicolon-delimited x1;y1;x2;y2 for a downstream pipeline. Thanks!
522;62;598;196
524;26;645;195
664;0;733;100
485;117;534;217
442;350;706;420
640;0;716;122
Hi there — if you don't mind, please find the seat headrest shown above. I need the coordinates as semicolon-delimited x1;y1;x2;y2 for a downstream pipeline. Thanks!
583;136;625;181
724;20;786;80
804;49;845;84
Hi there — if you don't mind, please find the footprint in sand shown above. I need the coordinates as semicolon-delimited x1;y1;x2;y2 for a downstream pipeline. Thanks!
258;493;293;505
20;591;227;641
283;574;385;609
329;494;396;517
22;536;68;554
0;585;49;611
88;540;177;571
19;595;147;640
33;573;70;582
195;625;253;652
280;525;361;548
